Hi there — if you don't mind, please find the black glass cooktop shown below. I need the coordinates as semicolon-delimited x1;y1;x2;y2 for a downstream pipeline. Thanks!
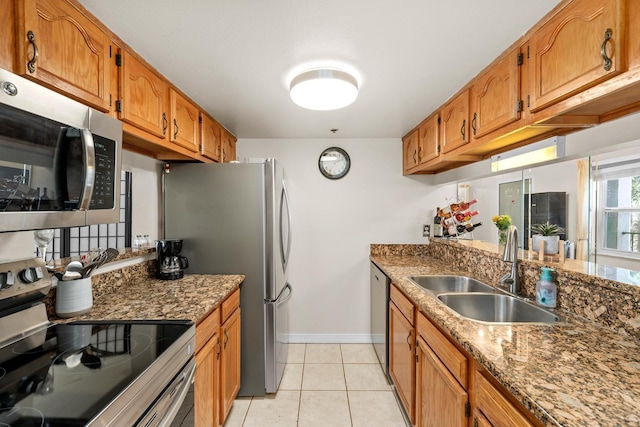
0;320;192;427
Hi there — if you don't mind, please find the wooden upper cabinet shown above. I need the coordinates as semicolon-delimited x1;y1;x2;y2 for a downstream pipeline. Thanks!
16;0;111;111
200;113;222;162
170;88;199;152
418;114;440;164
529;0;625;112
441;90;470;154
471;48;522;139
220;128;237;163
119;50;169;139
0;0;16;72
402;130;419;173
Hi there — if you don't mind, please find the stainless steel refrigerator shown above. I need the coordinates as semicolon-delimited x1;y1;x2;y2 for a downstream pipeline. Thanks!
163;159;292;396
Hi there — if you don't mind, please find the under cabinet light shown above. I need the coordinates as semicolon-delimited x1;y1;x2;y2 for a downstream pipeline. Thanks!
490;137;566;172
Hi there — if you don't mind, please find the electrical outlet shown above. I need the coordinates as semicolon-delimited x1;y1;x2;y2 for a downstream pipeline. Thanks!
422;224;430;237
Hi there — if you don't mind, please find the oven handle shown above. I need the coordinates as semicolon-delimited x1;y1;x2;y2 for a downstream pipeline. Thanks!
156;359;196;427
78;128;95;211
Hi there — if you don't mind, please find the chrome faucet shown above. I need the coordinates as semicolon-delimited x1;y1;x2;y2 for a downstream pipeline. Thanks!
499;225;520;295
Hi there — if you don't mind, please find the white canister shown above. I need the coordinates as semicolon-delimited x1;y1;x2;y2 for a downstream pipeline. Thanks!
56;277;93;318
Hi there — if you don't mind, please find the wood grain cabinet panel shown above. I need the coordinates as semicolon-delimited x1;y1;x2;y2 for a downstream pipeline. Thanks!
220;299;241;424
416;337;468;427
474;368;535;427
220;127;237;163
441;90;470;154
418;113;440;165
16;0;111;111
402;130;419;174
170;88;199;152
0;0;16;72
471;48;521;139
119;50;169;139
195;333;221;427
200;113;222;162
529;0;625;112
389;298;415;424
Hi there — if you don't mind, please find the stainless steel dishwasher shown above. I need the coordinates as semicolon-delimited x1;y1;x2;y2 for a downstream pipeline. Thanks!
370;261;391;382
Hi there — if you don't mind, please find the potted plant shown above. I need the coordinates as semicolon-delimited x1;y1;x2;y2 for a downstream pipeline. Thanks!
531;221;565;254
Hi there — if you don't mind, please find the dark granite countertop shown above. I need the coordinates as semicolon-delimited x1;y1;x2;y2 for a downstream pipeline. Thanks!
371;254;640;427
52;273;244;324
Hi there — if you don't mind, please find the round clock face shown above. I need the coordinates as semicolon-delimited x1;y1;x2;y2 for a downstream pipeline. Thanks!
318;147;350;180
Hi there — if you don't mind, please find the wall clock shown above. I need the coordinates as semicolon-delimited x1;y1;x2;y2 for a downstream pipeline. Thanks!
318;147;350;180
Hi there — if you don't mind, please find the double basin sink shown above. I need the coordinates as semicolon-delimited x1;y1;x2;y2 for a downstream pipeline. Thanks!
409;275;563;324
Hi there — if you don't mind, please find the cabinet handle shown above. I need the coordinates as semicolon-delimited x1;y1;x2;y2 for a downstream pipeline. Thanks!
601;28;613;71
473;417;478;427
215;336;221;360
406;331;412;350
224;329;229;349
27;31;39;73
460;119;466;141
173;119;179;139
162;113;168;135
471;112;477;136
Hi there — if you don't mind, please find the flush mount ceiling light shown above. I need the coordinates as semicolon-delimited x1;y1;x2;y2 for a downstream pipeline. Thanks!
289;69;358;111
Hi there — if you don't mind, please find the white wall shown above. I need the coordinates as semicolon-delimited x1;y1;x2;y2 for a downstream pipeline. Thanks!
0;151;162;261
238;138;456;342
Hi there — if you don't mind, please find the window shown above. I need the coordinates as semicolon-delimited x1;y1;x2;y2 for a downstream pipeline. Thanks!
595;163;640;258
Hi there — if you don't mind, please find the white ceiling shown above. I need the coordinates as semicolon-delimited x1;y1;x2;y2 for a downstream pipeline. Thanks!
78;0;560;139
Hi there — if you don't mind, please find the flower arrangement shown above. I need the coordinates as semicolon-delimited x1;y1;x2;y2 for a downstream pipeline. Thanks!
492;214;512;231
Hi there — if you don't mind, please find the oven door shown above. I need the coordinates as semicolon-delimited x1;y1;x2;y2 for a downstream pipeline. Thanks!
0;68;121;232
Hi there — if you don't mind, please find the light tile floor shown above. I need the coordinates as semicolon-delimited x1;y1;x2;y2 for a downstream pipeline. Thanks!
223;343;408;427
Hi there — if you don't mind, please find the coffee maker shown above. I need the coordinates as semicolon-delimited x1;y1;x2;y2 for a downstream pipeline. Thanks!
156;239;189;280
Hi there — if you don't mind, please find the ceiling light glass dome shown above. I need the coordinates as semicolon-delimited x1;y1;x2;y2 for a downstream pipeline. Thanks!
289;69;359;111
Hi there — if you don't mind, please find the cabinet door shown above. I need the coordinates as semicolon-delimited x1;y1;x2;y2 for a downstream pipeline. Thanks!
471;48;521;139
220;307;241;424
0;0;15;72
17;0;111;111
529;0;624;112
119;51;169;139
389;301;415;424
220;128;237;163
441;90;469;154
472;408;493;427
416;337;468;427
402;130;419;173
474;369;534;427
418;114;440;165
195;334;221;427
170;89;199;152
200;113;221;162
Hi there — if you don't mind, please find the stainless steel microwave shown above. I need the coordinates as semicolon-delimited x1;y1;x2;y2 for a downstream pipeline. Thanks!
0;68;122;232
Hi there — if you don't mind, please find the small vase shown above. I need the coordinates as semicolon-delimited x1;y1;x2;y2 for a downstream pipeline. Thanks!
498;229;508;252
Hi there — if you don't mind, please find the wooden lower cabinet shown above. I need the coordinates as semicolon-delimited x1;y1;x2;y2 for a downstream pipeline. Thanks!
389;285;415;424
389;291;541;427
416;337;468;427
195;331;221;427
194;288;241;427
220;290;241;424
473;365;536;427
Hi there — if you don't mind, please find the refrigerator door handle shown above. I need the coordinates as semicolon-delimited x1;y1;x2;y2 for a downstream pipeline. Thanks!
265;282;292;304
279;180;292;271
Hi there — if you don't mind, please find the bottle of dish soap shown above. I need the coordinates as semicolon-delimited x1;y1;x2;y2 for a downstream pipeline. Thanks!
536;267;556;308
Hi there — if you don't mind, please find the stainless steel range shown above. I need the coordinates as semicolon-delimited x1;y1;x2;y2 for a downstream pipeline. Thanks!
0;258;196;426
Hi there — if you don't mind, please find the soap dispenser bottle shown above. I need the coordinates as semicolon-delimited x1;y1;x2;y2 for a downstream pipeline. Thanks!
536;267;557;308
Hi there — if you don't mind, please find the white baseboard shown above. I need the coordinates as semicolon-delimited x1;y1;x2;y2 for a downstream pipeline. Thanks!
287;334;373;344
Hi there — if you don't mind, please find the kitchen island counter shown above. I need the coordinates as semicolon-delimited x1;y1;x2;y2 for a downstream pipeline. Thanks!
372;253;640;427
52;274;244;323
